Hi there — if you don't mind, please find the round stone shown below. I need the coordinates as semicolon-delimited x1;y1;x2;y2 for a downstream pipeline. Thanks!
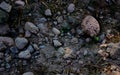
15;37;28;49
81;15;100;36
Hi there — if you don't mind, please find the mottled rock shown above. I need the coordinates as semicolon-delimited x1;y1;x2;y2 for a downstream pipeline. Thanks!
25;22;39;34
0;37;14;46
45;9;52;16
53;40;62;47
15;0;25;6
22;72;34;75
81;15;100;36
15;37;28;49
0;1;12;12
52;27;60;35
18;50;31;59
67;3;75;13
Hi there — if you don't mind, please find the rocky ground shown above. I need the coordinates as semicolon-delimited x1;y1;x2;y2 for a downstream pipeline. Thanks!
0;0;120;75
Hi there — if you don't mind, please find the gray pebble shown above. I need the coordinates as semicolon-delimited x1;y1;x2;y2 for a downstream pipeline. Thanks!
53;40;62;47
45;9;52;16
15;0;25;6
33;44;39;50
39;17;47;23
25;22;39;34
15;37;28;49
0;37;14;46
18;50;31;59
52;27;60;35
26;45;34;53
57;16;63;23
67;3;75;13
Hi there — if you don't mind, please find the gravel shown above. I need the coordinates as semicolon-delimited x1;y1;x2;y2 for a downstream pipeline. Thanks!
45;9;52;16
15;37;28;49
15;0;25;6
67;3;75;13
0;1;12;12
0;24;10;35
53;40;62;47
22;72;34;75
0;37;14;46
25;22;39;34
0;42;7;51
52;27;60;35
18;50;31;59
